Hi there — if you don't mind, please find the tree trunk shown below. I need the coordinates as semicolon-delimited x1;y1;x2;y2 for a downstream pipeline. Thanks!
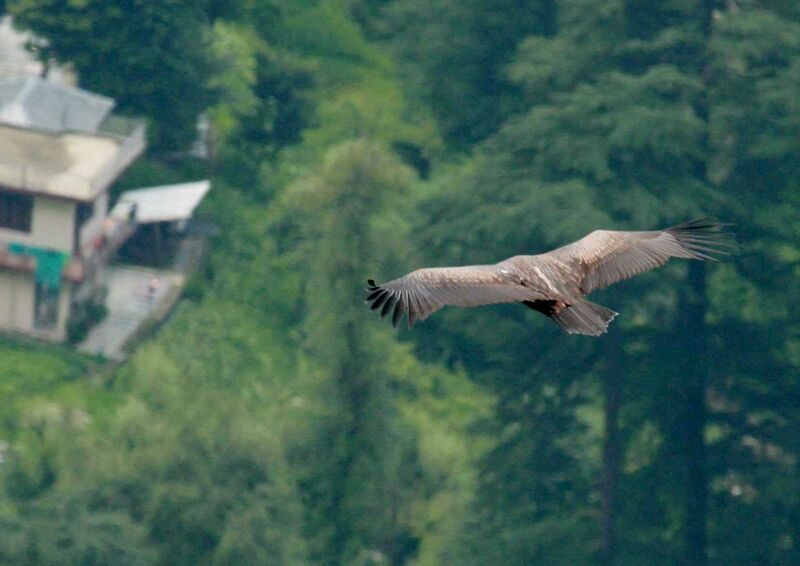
681;261;709;565
328;320;367;565
678;1;715;561
600;329;623;566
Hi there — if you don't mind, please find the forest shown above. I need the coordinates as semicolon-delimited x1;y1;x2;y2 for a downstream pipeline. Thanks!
1;0;799;564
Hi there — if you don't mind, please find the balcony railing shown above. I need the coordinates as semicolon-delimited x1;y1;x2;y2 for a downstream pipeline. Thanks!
92;117;147;192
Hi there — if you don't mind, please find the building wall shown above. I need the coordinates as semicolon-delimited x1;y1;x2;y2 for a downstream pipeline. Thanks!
0;194;76;253
78;190;108;256
55;281;71;341
0;269;34;333
0;269;71;341
0;193;78;342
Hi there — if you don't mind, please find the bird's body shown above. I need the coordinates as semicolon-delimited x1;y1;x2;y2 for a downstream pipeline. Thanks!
366;219;732;335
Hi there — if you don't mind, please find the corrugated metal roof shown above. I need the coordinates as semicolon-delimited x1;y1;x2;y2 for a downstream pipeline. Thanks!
110;181;212;224
0;75;114;133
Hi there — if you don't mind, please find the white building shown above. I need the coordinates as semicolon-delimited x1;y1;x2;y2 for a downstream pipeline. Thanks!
0;75;145;341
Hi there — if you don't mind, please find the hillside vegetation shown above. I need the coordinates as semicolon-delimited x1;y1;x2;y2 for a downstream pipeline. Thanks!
2;1;799;565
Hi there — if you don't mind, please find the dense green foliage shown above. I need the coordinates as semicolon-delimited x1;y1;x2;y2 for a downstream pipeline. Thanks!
381;0;557;145
9;0;212;149
2;0;799;564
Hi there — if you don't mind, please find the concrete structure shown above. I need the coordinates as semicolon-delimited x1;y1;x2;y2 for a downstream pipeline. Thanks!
78;266;185;361
79;181;213;359
0;76;145;341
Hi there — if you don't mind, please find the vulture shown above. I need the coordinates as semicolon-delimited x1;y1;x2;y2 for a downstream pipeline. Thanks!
365;219;733;336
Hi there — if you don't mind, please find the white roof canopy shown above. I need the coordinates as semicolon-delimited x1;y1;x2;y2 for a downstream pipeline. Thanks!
110;180;211;223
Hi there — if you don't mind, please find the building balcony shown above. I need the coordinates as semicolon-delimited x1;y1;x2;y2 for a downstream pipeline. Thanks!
0;118;146;202
0;240;85;283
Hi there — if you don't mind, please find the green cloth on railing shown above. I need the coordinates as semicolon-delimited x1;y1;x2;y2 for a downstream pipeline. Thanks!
8;243;69;287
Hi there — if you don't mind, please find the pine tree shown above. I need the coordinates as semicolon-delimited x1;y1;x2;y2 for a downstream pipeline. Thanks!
405;0;800;563
277;139;421;564
384;0;557;145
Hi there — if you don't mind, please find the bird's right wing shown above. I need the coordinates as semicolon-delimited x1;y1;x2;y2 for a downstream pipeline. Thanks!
366;265;542;328
546;218;733;294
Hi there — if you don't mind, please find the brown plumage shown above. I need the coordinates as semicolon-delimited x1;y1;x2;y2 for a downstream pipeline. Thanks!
365;218;733;336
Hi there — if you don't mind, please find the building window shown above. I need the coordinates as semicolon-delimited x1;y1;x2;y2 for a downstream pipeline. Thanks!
74;201;95;252
34;282;60;329
0;191;34;232
76;201;94;227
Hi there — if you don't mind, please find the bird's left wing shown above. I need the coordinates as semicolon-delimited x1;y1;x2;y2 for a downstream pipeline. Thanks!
366;265;543;328
546;218;733;294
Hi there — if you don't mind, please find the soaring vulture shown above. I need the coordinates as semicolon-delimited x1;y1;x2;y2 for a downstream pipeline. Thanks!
365;219;732;336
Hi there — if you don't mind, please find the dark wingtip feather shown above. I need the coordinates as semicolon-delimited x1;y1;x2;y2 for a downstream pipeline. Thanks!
407;305;416;329
366;280;410;330
380;294;398;318
366;288;384;302
392;293;406;328
667;218;737;260
369;290;389;311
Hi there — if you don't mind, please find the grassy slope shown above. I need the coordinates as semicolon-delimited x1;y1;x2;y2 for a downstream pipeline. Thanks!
0;338;121;438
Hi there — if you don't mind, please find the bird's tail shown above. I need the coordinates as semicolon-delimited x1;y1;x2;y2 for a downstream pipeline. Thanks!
551;300;618;336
